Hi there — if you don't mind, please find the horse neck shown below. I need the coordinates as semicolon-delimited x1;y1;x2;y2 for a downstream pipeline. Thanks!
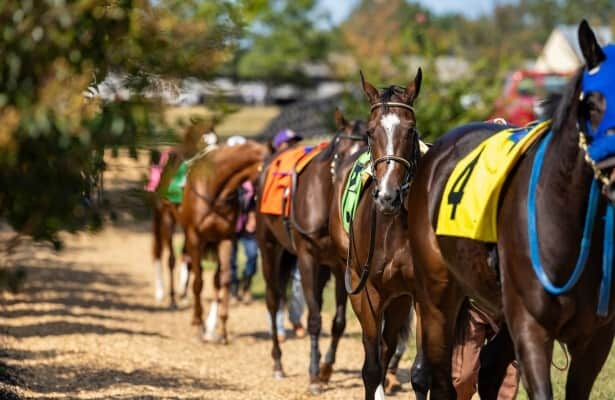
211;152;263;199
538;111;595;240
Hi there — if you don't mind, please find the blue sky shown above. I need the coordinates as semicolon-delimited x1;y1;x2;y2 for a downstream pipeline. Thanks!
318;0;518;25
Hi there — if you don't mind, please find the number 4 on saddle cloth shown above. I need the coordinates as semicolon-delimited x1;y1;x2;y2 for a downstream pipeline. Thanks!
436;120;551;242
259;142;329;216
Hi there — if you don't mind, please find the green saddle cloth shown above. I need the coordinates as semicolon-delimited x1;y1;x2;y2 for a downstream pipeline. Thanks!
163;160;188;204
341;151;371;233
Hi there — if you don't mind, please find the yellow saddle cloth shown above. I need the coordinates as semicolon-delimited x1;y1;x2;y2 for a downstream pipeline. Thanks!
436;120;550;242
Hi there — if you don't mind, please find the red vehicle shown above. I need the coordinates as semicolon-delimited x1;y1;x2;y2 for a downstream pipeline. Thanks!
492;70;569;126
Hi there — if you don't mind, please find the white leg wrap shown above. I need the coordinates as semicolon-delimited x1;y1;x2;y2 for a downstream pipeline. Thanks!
178;261;189;291
375;384;386;400
205;301;219;338
154;260;164;302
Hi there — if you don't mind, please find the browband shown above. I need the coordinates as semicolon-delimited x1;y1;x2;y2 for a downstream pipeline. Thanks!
370;102;415;112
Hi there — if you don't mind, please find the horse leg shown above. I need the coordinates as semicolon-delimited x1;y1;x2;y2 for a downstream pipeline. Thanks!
504;285;553;399
349;287;385;400
204;259;221;342
565;322;615;399
320;267;347;384
179;242;190;299
152;205;165;302
410;303;431;400
216;239;233;344
163;210;177;309
382;297;412;395
415;277;462;399
261;241;285;377
296;249;323;393
186;228;203;339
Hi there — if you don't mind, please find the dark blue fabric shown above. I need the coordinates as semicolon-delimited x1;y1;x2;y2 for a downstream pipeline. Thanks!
582;44;615;161
231;236;259;285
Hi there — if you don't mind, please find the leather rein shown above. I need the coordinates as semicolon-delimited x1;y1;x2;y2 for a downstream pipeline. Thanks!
345;101;420;295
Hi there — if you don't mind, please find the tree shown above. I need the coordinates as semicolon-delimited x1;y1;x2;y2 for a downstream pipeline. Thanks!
235;0;332;87
0;0;249;246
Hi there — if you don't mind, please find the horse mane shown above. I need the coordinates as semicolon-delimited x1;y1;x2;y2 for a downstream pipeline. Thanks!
549;70;583;134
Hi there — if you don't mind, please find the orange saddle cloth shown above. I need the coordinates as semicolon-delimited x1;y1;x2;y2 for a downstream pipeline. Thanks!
260;142;328;216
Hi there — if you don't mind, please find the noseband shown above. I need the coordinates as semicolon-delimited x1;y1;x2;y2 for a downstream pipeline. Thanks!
368;102;420;199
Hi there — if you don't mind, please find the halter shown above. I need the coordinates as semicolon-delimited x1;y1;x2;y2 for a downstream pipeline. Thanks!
367;102;420;199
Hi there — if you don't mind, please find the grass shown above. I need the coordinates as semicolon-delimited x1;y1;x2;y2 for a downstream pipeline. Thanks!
164;105;280;137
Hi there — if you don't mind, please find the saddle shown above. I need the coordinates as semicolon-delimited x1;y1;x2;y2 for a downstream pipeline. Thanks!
259;142;329;216
436;120;550;242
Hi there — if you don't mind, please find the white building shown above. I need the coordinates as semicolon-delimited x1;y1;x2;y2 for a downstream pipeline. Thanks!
535;25;612;74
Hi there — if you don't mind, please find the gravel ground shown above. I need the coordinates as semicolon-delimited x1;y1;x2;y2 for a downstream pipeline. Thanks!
0;152;417;400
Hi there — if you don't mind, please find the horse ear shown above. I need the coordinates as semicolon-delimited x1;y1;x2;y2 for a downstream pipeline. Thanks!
578;19;606;70
334;108;348;130
360;70;379;104
403;67;422;104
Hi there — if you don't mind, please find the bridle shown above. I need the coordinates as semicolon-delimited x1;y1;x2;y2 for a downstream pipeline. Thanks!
368;102;420;199
345;101;421;295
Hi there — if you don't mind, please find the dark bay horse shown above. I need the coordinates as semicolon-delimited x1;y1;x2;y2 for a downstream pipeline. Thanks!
149;122;218;307
328;71;426;400
255;109;367;393
180;140;269;344
407;21;615;399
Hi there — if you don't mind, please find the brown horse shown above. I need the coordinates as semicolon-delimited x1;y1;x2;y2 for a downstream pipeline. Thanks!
149;122;218;307
180;140;269;343
407;21;615;399
328;71;425;400
256;109;367;393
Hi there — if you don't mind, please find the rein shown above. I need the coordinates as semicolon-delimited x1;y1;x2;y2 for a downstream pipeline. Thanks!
345;205;377;295
528;129;615;316
190;185;240;210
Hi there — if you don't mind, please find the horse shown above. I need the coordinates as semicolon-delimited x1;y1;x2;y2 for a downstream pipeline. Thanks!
180;140;269;343
407;20;615;399
255;109;368;393
148;122;219;307
328;70;428;400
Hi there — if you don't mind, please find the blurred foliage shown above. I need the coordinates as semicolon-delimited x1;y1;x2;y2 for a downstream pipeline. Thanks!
0;0;253;245
234;0;332;86
335;0;615;139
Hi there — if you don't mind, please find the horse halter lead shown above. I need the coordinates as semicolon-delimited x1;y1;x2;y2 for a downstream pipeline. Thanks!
368;102;420;199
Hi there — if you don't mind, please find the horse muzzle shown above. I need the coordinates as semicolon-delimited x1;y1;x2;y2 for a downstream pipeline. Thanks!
374;187;402;215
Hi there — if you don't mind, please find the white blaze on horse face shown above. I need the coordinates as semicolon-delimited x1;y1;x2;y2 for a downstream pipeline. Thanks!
154;259;164;302
375;383;386;400
379;113;401;192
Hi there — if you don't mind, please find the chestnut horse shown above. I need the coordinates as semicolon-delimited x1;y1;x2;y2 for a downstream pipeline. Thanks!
180;140;269;343
149;122;218;307
256;109;367;393
408;21;615;399
328;71;427;400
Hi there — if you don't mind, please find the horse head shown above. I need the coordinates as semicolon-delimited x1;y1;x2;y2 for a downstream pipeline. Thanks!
332;107;368;160
576;20;615;203
360;69;422;214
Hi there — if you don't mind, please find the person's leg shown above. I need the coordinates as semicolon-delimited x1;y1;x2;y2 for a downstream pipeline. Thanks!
288;262;306;335
451;307;486;400
240;236;258;302
230;239;239;299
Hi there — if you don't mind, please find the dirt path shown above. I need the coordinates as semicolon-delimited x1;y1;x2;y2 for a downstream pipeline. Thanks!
0;152;417;400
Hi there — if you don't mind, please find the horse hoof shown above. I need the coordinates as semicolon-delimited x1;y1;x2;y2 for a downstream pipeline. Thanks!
385;371;402;394
169;301;178;310
319;363;333;383
308;382;323;395
273;370;285;379
203;332;228;345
